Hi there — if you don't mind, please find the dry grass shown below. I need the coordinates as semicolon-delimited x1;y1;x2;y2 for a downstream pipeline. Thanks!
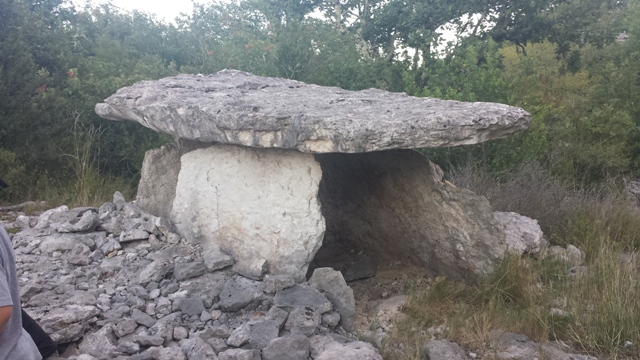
382;162;640;360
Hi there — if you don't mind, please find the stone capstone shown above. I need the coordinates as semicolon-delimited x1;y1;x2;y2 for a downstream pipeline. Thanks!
95;70;530;153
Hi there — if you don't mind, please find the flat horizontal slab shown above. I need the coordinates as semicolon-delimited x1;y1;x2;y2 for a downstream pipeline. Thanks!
95;70;531;153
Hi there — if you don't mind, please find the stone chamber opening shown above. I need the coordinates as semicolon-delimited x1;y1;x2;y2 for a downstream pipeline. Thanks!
308;150;441;329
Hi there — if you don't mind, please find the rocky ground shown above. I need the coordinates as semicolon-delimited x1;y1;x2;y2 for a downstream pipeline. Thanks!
1;193;599;360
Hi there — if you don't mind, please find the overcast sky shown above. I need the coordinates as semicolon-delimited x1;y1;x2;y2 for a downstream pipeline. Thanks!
71;0;200;22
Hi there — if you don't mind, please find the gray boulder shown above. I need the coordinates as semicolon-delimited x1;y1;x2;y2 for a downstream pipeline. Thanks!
315;341;382;360
308;268;356;330
494;211;546;255
262;335;310;360
425;340;470;360
274;285;332;314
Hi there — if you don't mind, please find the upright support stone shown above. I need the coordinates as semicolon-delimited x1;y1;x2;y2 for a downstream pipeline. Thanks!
170;144;325;282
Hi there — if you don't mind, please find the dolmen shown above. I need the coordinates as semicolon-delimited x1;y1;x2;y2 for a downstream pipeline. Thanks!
95;70;531;283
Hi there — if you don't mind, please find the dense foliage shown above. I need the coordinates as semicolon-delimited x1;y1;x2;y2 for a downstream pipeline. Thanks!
0;0;639;203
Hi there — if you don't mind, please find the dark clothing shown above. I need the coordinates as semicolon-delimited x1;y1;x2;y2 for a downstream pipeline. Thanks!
22;309;56;359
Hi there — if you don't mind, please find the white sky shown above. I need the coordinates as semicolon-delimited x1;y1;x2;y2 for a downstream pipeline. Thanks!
72;0;200;22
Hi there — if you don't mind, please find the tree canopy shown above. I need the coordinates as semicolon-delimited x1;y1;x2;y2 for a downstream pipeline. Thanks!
0;0;639;202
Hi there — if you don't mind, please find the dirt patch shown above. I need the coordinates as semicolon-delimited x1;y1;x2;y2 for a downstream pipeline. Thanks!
308;234;431;332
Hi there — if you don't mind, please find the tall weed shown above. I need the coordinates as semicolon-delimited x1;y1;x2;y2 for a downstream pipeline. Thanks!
385;162;640;359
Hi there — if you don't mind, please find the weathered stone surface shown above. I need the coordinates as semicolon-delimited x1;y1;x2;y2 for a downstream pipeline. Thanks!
96;70;530;153
308;268;356;330
274;285;332;314
491;332;597;360
58;210;101;233
139;260;174;284
248;320;279;349
285;306;321;336
202;244;235;271
31;304;101;343
170;144;324;282
68;243;92;266
218;348;260;360
173;261;205;281
78;324;117;360
39;232;100;254
132;308;156;328
226;323;251;347
218;276;264;312
178;297;205;316
315;340;382;360
180;337;218;360
425;340;470;360
494;212;545;255
137;143;181;221
262;335;310;360
546;245;585;267
316;150;508;279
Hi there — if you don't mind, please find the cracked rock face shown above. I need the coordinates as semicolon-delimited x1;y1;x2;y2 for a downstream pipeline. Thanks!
170;143;325;283
95;70;530;154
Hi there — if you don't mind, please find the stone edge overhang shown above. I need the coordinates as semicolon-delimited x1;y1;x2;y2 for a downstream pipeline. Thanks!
95;70;531;154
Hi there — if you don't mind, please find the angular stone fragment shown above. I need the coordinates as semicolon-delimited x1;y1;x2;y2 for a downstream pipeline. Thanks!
315;341;383;360
285;306;321;336
262;335;310;360
218;276;263;312
130;308;155;328
233;258;267;280
96;70;530;153
178;297;205;316
38;232;101;254
116;341;140;355
78;324;117;360
226;323;251;347
174;261;206;281
114;318;138;338
131;335;164;347
491;332;597;360
35;205;69;229
120;229;150;243
139;260;174;284
181;337;219;360
218;348;260;360
494;212;546;255
202;244;235;271
263;274;295;294
58;210;101;233
266;306;289;330
68;243;92;265
308;268;356;330
425;340;470;360
274;284;332;314
31;304;101;343
248;320;279;349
